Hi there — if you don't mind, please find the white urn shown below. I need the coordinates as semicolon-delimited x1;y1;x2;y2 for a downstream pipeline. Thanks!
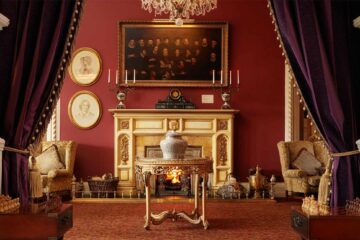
160;130;188;160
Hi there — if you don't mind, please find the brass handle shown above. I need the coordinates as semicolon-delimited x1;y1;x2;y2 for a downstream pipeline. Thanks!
292;215;303;228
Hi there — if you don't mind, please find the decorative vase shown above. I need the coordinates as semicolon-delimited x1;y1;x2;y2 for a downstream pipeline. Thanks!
160;130;188;159
247;165;267;199
221;92;231;109
117;92;126;109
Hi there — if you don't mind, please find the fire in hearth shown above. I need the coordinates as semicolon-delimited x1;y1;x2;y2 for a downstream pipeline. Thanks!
166;169;183;185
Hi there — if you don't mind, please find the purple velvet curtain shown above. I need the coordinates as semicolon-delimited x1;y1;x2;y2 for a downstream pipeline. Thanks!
0;0;82;204
271;0;360;206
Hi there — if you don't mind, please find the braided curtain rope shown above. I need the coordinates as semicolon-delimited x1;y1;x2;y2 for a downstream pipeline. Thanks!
3;146;29;155
331;150;360;157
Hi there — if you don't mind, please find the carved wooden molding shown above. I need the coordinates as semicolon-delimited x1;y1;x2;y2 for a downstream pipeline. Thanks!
0;13;10;31
119;135;129;165
46;100;60;141
135;157;213;175
168;120;179;131
284;63;293;141
217;119;228;130
120;120;129;130
354;16;360;28
217;134;228;166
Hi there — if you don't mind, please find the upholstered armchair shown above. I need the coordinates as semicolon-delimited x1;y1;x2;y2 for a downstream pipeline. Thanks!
277;140;331;197
33;141;77;197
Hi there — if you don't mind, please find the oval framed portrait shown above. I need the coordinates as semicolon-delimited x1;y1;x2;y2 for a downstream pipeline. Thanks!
68;90;102;129
68;47;102;86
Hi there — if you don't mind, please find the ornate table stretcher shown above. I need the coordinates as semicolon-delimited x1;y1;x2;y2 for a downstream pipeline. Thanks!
135;157;213;230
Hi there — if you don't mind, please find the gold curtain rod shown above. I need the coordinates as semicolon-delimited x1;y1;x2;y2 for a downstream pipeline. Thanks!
3;146;29;155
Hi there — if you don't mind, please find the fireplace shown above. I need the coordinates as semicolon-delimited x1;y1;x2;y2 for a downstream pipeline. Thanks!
110;109;238;196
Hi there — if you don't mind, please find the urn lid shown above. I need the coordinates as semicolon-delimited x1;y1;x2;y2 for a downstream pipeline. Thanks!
166;130;182;138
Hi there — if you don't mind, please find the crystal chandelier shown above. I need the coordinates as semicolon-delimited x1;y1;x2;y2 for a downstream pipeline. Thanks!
141;0;217;25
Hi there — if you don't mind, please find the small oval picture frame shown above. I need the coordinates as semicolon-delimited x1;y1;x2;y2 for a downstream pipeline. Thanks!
68;47;102;86
68;90;102;129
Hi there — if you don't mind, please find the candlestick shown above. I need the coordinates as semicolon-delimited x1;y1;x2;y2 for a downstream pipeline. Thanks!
108;69;110;83
212;70;215;84
220;70;223;85
125;70;128;85
237;70;240;85
116;70;118;84
108;68;136;110
229;70;232;85
133;69;136;82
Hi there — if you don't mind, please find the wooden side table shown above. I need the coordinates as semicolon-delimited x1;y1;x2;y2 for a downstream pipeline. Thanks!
136;157;213;230
291;206;360;240
0;204;73;240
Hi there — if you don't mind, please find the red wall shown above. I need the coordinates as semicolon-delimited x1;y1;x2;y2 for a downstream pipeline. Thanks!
60;0;284;181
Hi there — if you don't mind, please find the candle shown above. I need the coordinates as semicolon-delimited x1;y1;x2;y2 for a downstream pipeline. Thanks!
133;69;136;82
220;70;223;85
108;69;110;83
115;70;118;84
212;69;215;84
125;70;128;84
229;70;232;85
237;70;240;85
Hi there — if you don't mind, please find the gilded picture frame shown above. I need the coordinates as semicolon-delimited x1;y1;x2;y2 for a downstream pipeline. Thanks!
68;47;102;86
118;21;229;87
68;90;102;129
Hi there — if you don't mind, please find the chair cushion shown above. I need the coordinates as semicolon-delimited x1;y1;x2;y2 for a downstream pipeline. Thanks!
292;148;322;176
36;145;65;175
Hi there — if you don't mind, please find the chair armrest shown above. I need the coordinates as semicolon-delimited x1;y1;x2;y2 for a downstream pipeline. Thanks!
48;169;71;178
283;169;307;178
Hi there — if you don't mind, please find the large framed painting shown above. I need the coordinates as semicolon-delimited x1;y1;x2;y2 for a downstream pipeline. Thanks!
118;21;229;87
68;90;102;129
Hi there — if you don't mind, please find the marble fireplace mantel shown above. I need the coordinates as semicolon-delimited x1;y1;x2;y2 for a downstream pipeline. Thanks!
109;109;239;195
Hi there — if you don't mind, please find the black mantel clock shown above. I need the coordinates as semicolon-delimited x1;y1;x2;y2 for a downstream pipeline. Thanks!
155;89;195;109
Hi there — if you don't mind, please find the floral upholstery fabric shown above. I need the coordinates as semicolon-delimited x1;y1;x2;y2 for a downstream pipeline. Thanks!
277;140;331;196
35;141;77;193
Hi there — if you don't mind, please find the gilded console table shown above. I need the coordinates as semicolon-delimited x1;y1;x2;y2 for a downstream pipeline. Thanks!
135;157;213;230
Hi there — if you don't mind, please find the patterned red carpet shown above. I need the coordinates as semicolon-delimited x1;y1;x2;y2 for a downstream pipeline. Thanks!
65;201;300;240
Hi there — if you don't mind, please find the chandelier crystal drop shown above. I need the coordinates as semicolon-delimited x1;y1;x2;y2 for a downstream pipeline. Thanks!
141;0;217;22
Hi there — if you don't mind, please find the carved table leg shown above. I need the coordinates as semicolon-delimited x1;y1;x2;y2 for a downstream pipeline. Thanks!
192;173;199;218
144;172;152;230
202;173;209;229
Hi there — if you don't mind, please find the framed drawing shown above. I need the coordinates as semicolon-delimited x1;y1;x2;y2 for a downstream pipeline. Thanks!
68;90;102;129
68;47;102;86
118;21;229;87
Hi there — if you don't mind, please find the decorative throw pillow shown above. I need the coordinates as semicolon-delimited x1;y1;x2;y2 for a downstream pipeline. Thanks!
36;145;64;175
292;148;322;176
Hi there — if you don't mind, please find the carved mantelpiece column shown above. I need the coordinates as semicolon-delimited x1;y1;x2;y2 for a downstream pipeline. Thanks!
110;109;239;195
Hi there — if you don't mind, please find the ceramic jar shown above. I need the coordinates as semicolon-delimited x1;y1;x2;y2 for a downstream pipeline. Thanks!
160;130;188;159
